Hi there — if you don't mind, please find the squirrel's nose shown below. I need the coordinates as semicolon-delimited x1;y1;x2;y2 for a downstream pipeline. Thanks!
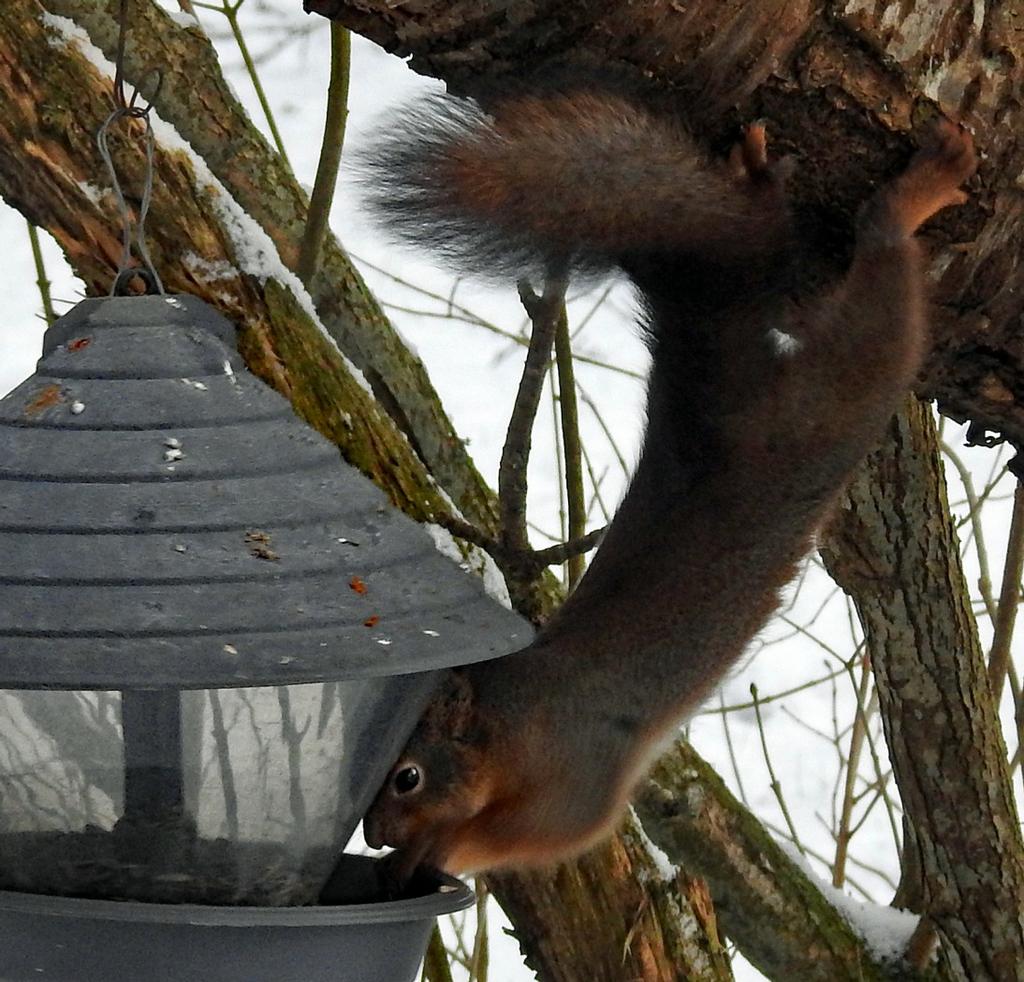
362;815;386;849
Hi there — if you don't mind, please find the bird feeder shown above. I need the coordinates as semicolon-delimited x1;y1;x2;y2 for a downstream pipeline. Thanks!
0;294;527;981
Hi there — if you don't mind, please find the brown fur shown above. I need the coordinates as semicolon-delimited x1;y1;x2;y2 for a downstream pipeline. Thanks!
361;96;976;875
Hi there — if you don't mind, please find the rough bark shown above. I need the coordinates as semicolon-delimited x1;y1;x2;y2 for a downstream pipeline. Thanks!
488;827;735;982
821;399;1024;982
308;0;1024;466
0;3;736;980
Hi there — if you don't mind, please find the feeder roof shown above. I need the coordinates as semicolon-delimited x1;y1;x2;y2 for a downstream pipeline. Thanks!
0;295;529;689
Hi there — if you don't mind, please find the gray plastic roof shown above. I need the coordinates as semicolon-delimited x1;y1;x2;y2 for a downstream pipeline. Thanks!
0;295;528;689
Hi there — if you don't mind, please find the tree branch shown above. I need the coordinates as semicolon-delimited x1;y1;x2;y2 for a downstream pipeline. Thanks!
486;820;736;982
433;513;605;575
635;740;932;982
987;481;1024;702
553;308;585;588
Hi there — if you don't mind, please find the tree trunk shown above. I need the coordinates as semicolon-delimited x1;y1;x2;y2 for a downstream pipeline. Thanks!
822;400;1024;981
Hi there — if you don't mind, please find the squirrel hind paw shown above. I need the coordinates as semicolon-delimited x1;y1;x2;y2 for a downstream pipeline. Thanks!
887;119;977;233
918;118;977;184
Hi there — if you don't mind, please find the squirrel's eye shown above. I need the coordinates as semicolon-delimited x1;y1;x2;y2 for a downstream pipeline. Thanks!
393;765;422;795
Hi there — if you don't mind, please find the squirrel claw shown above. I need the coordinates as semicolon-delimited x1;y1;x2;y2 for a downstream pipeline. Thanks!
741;123;769;174
729;122;792;189
729;123;768;179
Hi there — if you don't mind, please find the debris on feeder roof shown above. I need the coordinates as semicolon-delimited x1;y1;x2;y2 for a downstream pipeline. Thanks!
0;295;529;690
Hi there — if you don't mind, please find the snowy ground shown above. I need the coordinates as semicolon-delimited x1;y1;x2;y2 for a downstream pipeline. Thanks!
1;3;1019;979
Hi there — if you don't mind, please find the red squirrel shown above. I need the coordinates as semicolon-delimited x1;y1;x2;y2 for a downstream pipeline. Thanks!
359;85;976;876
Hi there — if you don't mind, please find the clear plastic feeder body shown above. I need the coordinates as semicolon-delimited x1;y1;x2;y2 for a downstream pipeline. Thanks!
0;676;434;905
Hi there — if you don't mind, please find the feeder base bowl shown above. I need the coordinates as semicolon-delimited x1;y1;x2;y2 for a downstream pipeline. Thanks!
0;855;470;982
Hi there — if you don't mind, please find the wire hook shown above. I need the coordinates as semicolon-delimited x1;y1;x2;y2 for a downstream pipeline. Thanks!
97;0;165;295
96;106;165;296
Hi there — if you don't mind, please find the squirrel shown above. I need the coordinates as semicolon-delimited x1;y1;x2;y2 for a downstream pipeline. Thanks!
358;83;977;877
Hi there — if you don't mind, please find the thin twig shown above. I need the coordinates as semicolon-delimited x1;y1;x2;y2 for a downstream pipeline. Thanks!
578;385;633;479
774;612;851;665
779;703;842;744
468;880;490;982
526;519;564;545
297;22;350;285
26;222;56;325
433;512;604;571
444;909;471;969
434;513;500;553
942;440;997;617
421;925;454;982
988;481;1024;703
218;1;292;166
499;276;567;552
846;781;893;840
580;447;612;524
1014;700;1024;795
548;358;567;571
832;658;872;887
699;665;848;714
719;691;749;806
531;527;605;566
568;282;615;340
751;683;804;855
553;307;586;587
843;661;903;856
354;254;644;378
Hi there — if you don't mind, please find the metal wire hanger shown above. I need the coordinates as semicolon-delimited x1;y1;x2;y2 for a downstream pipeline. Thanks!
96;0;165;297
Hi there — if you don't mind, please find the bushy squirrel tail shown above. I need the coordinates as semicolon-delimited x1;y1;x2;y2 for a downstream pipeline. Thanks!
358;87;785;282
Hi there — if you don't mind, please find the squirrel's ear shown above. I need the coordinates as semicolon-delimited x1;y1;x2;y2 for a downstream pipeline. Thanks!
424;670;475;742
